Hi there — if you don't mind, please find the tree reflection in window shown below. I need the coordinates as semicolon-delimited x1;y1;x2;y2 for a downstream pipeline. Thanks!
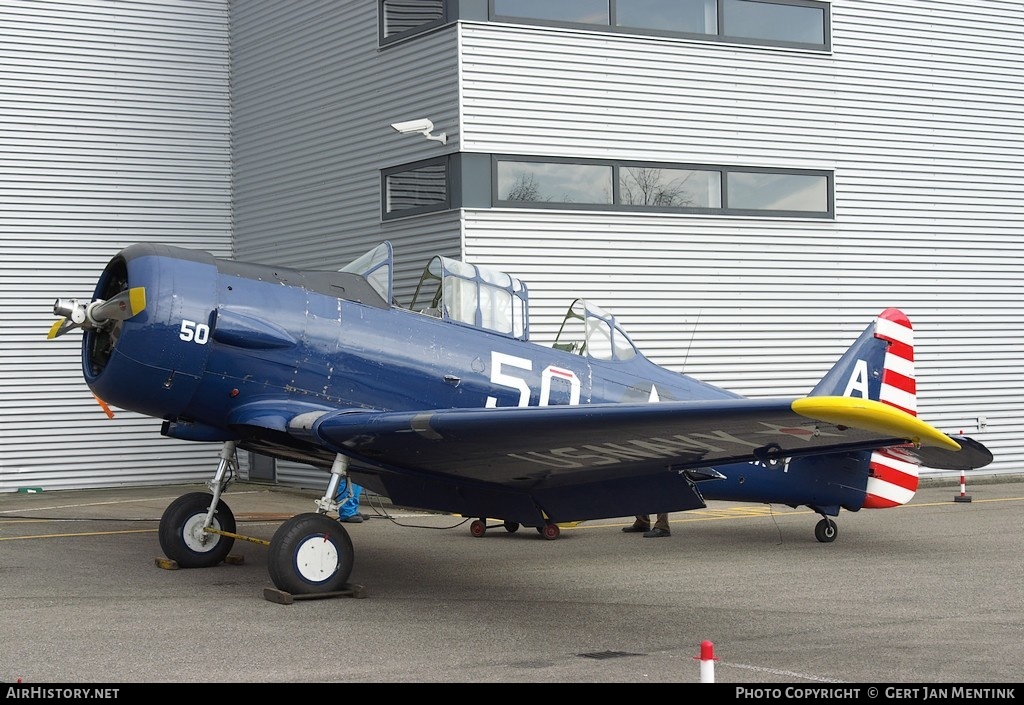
620;167;722;208
498;161;612;204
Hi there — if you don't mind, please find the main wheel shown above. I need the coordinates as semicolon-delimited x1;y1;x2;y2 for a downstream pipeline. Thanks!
469;519;487;537
815;517;838;543
158;492;236;569
268;513;354;595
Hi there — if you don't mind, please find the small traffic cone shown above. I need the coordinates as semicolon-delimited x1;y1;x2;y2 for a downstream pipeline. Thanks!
695;640;718;683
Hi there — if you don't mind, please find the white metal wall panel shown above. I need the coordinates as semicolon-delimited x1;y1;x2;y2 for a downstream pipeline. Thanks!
457;0;1023;476
0;0;232;491
229;0;461;487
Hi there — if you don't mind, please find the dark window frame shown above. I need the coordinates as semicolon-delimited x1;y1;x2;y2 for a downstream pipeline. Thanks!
490;0;831;52
379;0;450;47
380;0;830;52
492;155;833;219
381;155;452;220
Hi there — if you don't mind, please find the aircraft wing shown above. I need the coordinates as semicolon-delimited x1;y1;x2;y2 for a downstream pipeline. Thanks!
288;395;988;516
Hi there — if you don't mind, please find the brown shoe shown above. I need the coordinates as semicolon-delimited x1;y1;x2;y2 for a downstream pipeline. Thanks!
622;523;650;533
643;528;671;538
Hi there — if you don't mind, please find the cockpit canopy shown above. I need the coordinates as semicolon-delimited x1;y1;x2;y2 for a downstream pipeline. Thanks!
411;254;529;341
341;242;638;360
552;299;637;361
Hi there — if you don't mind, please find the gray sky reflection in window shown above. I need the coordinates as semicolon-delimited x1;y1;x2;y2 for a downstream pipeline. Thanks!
493;0;608;24
723;0;824;44
727;172;827;212
617;0;717;34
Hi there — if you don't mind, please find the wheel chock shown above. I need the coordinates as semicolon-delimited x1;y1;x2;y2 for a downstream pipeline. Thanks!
262;583;368;604
155;554;243;570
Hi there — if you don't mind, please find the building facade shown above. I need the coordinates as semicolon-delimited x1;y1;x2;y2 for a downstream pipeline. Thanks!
3;0;1021;492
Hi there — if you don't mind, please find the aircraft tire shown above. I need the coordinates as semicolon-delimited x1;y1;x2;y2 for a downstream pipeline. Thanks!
503;521;519;533
158;492;236;569
814;517;838;543
268;513;354;595
540;523;560;540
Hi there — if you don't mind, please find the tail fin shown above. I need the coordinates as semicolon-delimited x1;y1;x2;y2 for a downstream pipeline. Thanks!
811;309;919;508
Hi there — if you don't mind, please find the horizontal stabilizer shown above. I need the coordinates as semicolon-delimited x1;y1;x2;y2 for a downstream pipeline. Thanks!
792;396;960;451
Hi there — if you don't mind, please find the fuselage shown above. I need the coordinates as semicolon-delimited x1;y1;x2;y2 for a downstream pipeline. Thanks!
82;244;873;515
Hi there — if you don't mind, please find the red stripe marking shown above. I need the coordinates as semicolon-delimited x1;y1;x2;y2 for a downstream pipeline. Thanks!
879;398;916;417
881;369;916;396
885;339;914;362
879;308;911;327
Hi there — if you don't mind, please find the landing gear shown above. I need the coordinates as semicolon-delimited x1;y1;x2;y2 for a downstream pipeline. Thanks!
156;445;362;597
158;491;236;568
268;513;354;595
158;441;240;568
538;523;560;540
469;517;563;539
815;517;838;543
469;519;521;537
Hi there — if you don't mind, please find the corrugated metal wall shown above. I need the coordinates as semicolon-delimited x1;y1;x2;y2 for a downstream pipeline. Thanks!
229;0;461;487
0;0;232;491
457;0;1023;476
5;1;1019;493
231;0;460;278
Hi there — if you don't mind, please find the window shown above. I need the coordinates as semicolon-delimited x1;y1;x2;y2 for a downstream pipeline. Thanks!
382;157;449;219
618;0;717;35
722;0;826;46
493;0;608;24
494;157;831;217
380;0;446;45
497;160;612;204
492;0;830;51
619;166;721;208
726;170;828;212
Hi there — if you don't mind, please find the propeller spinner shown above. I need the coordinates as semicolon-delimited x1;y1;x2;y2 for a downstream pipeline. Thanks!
48;287;147;339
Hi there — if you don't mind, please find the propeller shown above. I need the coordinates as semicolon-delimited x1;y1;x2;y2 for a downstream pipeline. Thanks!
47;287;147;339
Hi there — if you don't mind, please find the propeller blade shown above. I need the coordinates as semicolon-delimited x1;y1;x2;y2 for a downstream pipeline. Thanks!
88;287;147;324
48;287;146;339
47;318;79;340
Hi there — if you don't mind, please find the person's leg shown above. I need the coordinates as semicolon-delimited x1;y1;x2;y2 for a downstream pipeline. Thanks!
622;514;651;533
644;513;671;537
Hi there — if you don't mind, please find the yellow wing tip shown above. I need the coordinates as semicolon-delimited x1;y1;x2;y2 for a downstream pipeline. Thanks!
793;396;961;451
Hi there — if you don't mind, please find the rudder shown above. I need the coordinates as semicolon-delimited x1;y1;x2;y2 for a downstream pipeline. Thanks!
810;309;920;508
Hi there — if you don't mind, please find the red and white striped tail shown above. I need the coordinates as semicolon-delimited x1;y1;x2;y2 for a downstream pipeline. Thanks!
864;309;920;508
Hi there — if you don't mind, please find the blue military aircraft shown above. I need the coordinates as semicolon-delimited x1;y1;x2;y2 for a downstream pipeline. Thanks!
49;241;992;596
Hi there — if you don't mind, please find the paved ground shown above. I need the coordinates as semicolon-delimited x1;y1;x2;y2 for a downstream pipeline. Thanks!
1;475;1021;684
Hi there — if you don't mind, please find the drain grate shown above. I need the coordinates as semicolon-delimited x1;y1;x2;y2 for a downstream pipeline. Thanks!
578;650;644;660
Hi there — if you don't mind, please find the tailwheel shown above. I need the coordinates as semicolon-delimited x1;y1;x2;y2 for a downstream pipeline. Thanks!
268;513;354;595
469;519;487;537
158;491;236;568
815;517;838;543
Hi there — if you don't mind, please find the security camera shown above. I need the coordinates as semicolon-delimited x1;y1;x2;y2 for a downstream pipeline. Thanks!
390;118;447;145
391;118;435;135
